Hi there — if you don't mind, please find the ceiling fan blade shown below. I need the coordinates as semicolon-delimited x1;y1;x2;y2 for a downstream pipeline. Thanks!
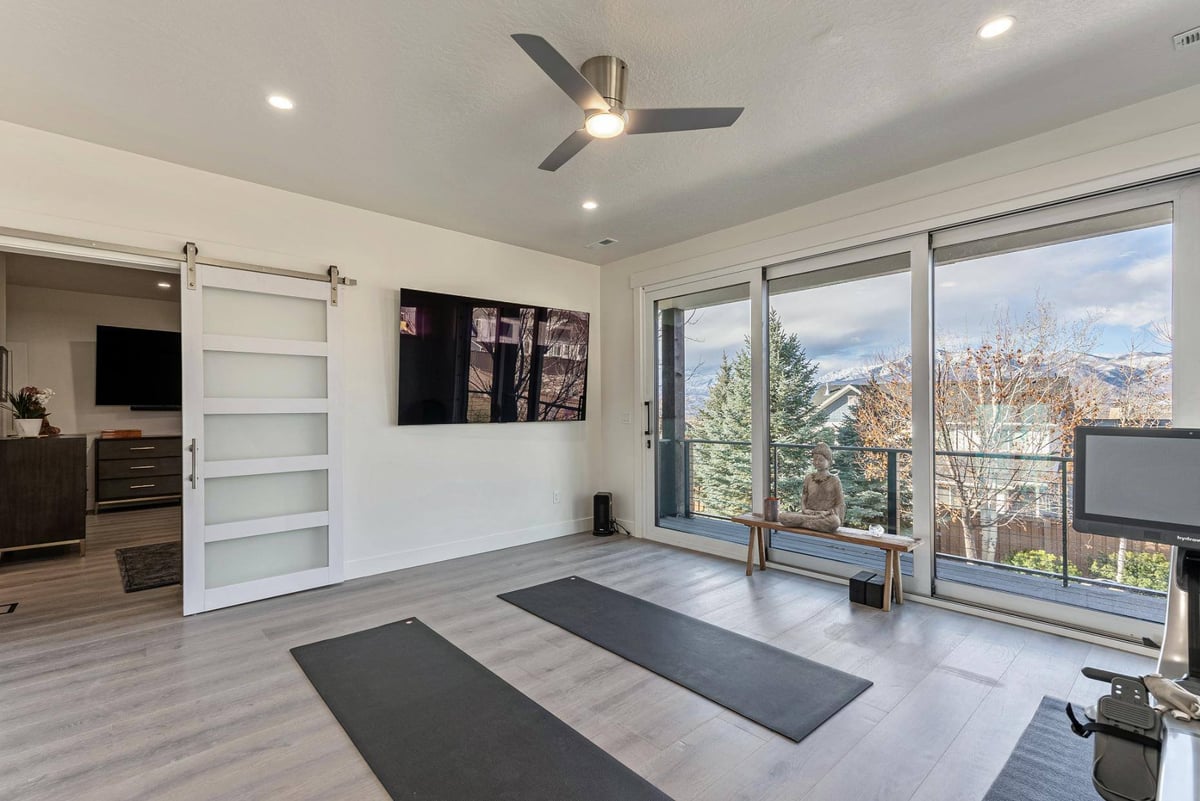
511;34;609;112
625;107;744;134
539;130;592;171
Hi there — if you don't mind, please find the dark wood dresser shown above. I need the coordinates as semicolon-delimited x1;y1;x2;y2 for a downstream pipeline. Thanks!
0;436;87;556
94;436;183;513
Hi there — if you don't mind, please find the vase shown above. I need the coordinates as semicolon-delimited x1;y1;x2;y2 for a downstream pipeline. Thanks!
15;418;43;438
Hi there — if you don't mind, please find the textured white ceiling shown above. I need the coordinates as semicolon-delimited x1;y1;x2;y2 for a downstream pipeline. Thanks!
0;1;1195;265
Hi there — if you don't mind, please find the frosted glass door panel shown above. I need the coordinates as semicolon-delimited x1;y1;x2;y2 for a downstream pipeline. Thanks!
184;261;342;615
203;287;327;341
204;351;328;398
205;414;328;461
205;470;328;525
205;527;329;588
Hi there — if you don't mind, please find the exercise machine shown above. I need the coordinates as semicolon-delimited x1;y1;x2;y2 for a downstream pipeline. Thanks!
1072;426;1200;801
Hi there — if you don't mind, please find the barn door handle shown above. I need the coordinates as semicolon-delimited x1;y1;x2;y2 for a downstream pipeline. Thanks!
188;438;198;489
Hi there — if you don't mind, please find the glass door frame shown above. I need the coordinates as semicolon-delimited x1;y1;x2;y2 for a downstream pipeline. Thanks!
638;268;763;562
927;177;1200;642
637;235;936;602
759;235;933;596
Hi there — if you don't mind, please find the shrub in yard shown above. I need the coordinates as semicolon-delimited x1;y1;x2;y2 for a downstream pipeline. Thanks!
1090;551;1170;591
1004;549;1071;575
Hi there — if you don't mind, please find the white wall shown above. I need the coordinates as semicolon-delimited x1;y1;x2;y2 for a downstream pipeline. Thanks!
0;119;602;579
5;284;182;508
600;83;1200;534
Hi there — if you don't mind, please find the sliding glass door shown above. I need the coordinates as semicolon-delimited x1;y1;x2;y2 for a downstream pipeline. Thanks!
638;175;1197;641
762;241;929;587
652;282;753;544
930;193;1176;637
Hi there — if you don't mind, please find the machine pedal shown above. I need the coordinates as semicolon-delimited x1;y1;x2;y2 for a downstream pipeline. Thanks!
1098;696;1159;732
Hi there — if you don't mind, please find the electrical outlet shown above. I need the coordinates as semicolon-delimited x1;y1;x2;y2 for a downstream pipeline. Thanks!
620;412;632;425
552;490;561;505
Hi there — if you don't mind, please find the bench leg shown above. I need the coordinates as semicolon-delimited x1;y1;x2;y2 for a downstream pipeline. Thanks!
758;526;767;571
882;549;894;612
745;528;757;576
892;551;904;605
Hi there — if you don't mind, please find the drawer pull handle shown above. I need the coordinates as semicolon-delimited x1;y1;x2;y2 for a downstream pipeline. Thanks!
129;465;157;470
129;446;156;451
129;483;157;489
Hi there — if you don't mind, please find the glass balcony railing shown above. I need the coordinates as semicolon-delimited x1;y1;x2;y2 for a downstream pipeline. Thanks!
656;438;1168;623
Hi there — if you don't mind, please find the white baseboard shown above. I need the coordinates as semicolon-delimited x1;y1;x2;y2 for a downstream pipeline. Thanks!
343;516;591;580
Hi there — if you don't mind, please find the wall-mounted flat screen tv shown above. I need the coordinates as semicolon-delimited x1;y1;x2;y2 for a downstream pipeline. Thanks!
95;325;182;409
398;289;589;425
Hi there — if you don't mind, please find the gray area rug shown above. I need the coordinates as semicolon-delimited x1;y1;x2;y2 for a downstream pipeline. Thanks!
499;576;872;742
291;618;673;801
984;696;1093;801
114;541;182;592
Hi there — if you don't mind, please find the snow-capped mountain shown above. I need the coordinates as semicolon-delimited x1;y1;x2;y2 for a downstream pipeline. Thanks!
817;351;1171;389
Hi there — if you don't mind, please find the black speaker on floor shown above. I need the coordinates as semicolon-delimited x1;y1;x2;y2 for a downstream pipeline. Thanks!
593;492;615;536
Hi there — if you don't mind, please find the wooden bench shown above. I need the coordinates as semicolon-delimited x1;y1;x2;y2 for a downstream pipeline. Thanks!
730;514;924;611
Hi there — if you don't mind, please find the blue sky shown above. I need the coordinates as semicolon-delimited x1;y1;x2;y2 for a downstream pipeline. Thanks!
671;223;1172;393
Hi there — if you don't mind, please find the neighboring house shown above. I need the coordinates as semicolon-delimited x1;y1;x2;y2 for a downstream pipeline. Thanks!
812;382;861;428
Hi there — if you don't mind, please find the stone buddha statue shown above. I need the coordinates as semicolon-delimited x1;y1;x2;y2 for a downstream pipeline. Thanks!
778;442;844;533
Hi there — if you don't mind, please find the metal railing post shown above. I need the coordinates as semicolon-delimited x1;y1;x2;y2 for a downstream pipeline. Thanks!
771;444;779;498
684;440;693;517
1060;458;1070;588
886;450;899;535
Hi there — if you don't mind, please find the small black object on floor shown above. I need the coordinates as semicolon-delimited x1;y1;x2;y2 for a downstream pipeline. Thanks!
984;696;1093;801
499;576;872;742
849;570;885;608
114;541;182;592
291;618;673;801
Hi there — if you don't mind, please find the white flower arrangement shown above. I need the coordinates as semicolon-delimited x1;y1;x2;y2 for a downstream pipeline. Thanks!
4;386;54;419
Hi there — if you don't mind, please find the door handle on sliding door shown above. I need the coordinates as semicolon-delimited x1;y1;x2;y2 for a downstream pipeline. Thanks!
188;438;197;489
644;401;653;448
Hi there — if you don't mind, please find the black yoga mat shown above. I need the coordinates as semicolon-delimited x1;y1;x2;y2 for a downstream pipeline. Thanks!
984;697;1093;801
499;576;872;742
291;618;672;801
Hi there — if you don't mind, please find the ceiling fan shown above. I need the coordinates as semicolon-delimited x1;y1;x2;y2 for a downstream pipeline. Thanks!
511;34;744;171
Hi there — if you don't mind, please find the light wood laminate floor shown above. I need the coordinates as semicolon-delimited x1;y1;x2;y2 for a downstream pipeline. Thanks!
0;508;1154;801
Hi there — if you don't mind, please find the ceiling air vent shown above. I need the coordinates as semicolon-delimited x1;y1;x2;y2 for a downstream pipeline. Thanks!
585;237;619;249
1175;26;1200;50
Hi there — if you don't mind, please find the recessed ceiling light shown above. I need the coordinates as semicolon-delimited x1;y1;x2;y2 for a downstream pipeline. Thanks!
978;16;1015;39
267;94;295;110
582;200;598;210
157;281;171;289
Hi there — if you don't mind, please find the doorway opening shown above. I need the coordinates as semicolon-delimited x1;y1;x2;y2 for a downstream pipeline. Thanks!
0;251;183;616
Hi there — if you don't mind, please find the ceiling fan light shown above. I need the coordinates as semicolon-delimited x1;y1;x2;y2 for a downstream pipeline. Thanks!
585;110;626;139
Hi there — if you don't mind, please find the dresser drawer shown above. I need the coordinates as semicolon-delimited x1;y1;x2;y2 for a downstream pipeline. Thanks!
97;456;182;480
97;475;182;501
96;438;182;460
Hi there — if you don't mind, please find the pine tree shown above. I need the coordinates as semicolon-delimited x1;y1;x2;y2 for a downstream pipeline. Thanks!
834;401;888;528
688;309;830;517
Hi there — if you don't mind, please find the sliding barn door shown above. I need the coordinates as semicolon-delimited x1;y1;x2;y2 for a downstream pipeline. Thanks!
181;264;342;614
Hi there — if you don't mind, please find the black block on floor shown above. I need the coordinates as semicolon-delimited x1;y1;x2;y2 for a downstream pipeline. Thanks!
849;571;875;605
863;574;886;608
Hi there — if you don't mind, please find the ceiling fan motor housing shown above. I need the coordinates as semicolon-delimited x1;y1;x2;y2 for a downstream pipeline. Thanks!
581;55;628;111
